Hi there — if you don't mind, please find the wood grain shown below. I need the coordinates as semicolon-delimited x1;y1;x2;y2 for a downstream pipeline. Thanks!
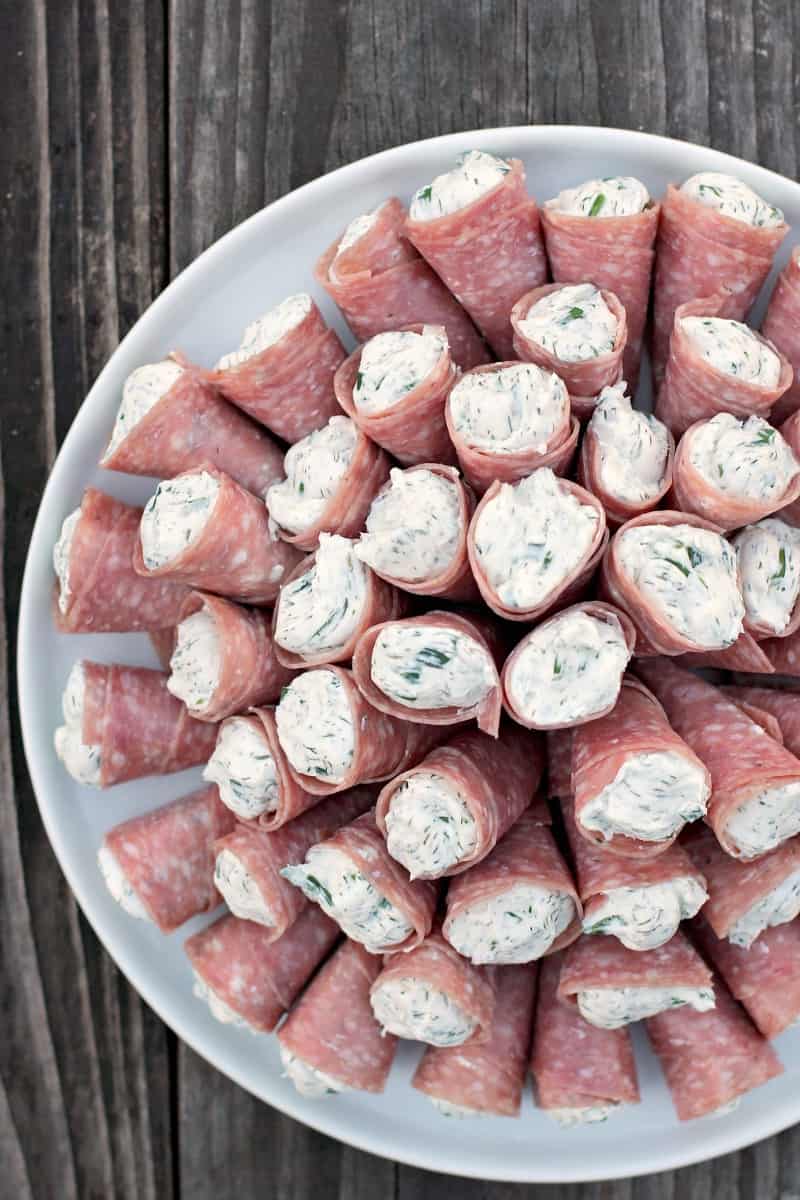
2;0;800;1196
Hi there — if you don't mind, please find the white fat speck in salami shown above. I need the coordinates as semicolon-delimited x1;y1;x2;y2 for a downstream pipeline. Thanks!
54;662;102;785
166;609;220;714
681;317;782;386
266;416;359;535
356;467;462;583
687;413;799;499
275;669;355;784
103;360;185;459
204;717;279;820
213;846;275;926
734;517;800;636
215;294;312;369
275;534;368;657
517;283;617;363
588;384;671;504
383;771;478;878
409;150;511;221
448;363;568;453
551;176;650;218
681;172;784;228
352;328;447;415
97;846;149;920
139;471;220;571
583;878;708;951
368;624;496;712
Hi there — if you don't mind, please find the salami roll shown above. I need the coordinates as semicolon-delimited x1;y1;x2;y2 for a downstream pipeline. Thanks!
333;324;457;466
675;630;775;675
266;416;391;553
599;510;745;657
100;356;284;495
186;906;338;1034
282;808;439;954
652;177;787;382
208;294;345;441
541;176;659;389
405;153;547;360
501;601;636;731
135;466;303;605
729;519;800;639
167;591;295;722
691;915;800;1039
442;806;582;965
722;686;800;755
353;464;479;603
445;363;578;494
571;675;711;860
351;609;503;736
547;729;574;801
722;691;785;743
53;489;189;633
645;976;783;1121
636;658;800;859
411;963;537;1119
682;822;800;946
531;953;640;1125
369;923;495;1046
277;939;397;1096
468;468;608;623
763;247;800;424
98;785;234;931
315;197;489;370
275;666;442;797
211;786;374;937
655;292;792;437
558;931;714;1029
54;661;218;788
375;725;544;880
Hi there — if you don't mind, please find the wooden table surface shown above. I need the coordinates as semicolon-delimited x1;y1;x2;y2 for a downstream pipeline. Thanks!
2;1;800;1195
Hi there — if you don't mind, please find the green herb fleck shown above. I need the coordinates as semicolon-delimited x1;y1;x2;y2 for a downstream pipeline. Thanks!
298;480;305;494
417;185;433;203
588;193;606;217
566;306;585;320
771;547;787;583
305;875;332;906
687;546;703;568
553;657;562;677
355;371;364;389
662;556;690;577
754;427;776;445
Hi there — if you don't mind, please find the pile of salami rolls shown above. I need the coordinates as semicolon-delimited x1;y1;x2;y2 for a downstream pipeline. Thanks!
53;150;800;1127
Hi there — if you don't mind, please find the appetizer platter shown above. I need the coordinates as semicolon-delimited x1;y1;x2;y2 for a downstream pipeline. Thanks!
18;126;800;1182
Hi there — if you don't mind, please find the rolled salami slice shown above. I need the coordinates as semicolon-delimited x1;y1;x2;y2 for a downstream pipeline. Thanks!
655;292;792;437
691;914;800;1039
468;468;608;623
531;953;640;1126
100;355;285;496
265;416;391;553
208;294;345;441
333;325;457;466
98;785;234;931
411;963;537;1119
558;930;714;1029
599;510;745;656
354;464;479;602
375;724;544;880
547;729;574;801
562;799;707;952
281;809;438;954
135;466;302;604
166;591;295;722
763;247;800;424
275;666;442;797
722;685;800;756
675;629;775;675
314;197;489;370
442;807;582;964
729;518;800;640
211;786;374;937
405;152;547;359
445;362;578;494
541;175;659;390
722;691;785;743
351;609;503;736
186;906;338;1034
54;660;218;788
53;489;189;633
635;658;800;859
645;976;783;1121
572;675;711;859
652;175;787;382
682;821;800;946
149;627;176;671
277;939;397;1096
501;601;636;731
761;628;800;675
369;923;495;1046
577;384;675;527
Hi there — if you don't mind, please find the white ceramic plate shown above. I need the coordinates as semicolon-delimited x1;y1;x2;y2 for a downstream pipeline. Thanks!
18;125;800;1183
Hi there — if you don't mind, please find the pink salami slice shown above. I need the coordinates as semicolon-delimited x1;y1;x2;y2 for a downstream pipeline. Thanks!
315;197;489;370
333;324;458;466
208;300;345;442
763;248;800;424
655;292;793;437
722;693;785;743
636;658;800;857
217;707;319;831
212;786;374;941
722;686;800;754
351;609;503;735
54;489;188;633
531;953;640;1114
81;661;218;787
277;938;398;1092
185;907;338;1033
675;630;775;675
547;729;574;800
761;629;800;675
645;975;783;1120
578;422;676;528
572;675;710;859
411;963;537;1117
541;200;660;391
558;930;712;1007
652;184;787;383
376;725;545;880
101;356;284;495
133;465;303;604
102;785;234;930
